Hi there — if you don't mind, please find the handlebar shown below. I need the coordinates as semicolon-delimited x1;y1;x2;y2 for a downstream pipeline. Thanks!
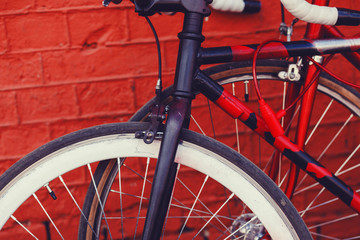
106;0;360;26
281;0;360;26
281;0;337;25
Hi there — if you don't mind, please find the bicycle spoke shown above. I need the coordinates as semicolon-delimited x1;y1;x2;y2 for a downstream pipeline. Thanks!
58;176;98;238
296;113;353;190
193;193;235;238
300;187;326;218
305;99;334;146
108;162;232;237
308;213;359;230
104;215;232;220
32;193;64;240
337;144;360;175
232;83;241;153
278;168;290;188
207;99;217;139
299;189;360;214
177;175;209;239
133;157;150;239
316;114;353;161
309;231;341;240
176;177;232;232
110;189;149;200
295;144;360;196
11;215;39;240
169;203;235;221
109;167;233;224
87;164;113;240
117;157;125;239
223;215;258;240
343;236;360;240
191;114;207;136
123;163;153;185
300;139;358;218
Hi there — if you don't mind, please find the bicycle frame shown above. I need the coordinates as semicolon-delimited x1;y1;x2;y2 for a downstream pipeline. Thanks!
136;0;360;238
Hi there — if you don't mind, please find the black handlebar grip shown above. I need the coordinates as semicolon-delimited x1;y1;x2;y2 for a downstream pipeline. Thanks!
243;0;261;13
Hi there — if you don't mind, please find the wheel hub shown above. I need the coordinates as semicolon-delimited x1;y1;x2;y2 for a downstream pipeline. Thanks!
230;213;265;239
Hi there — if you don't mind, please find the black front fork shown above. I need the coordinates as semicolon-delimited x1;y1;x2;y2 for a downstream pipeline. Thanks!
141;12;204;240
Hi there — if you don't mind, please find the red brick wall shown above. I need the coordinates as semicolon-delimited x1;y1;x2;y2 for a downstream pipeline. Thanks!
0;0;359;238
0;0;358;172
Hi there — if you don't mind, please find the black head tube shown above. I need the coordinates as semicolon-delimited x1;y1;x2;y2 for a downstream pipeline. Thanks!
134;0;211;16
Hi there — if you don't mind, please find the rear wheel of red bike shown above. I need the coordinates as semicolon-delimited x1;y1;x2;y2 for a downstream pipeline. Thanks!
131;59;360;239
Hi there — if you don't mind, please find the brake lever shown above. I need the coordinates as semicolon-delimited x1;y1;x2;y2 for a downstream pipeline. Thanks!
103;0;122;7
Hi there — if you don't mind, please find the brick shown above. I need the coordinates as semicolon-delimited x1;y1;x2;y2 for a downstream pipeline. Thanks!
16;86;79;123
0;123;50;157
134;75;163;109
0;19;7;54
0;221;46;240
0;53;43;90
68;8;127;47
49;116;128;139
5;13;68;51
76;79;135;116
326;55;359;84
42;44;158;83
0;0;33;13
35;0;101;9
0;91;18;126
203;30;279;48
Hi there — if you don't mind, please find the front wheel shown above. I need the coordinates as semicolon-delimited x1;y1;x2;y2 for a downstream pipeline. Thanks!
0;122;310;239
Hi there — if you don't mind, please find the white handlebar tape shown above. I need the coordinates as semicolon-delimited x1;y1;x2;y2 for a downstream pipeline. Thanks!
281;0;338;25
210;0;245;12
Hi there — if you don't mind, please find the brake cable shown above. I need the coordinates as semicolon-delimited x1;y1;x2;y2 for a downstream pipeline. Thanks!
252;40;334;137
307;56;360;89
145;16;163;103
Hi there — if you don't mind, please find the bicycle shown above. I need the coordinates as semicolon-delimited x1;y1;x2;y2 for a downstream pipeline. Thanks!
0;0;359;239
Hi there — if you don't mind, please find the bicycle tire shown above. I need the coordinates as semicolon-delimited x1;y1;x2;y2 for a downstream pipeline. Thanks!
130;59;360;239
0;122;310;239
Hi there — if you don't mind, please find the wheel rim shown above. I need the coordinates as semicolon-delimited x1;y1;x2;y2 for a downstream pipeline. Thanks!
0;124;303;239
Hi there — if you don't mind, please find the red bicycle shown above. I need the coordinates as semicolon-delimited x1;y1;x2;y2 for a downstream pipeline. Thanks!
0;0;359;239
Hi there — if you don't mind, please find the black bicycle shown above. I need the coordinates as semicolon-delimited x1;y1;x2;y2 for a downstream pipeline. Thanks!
1;0;360;239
